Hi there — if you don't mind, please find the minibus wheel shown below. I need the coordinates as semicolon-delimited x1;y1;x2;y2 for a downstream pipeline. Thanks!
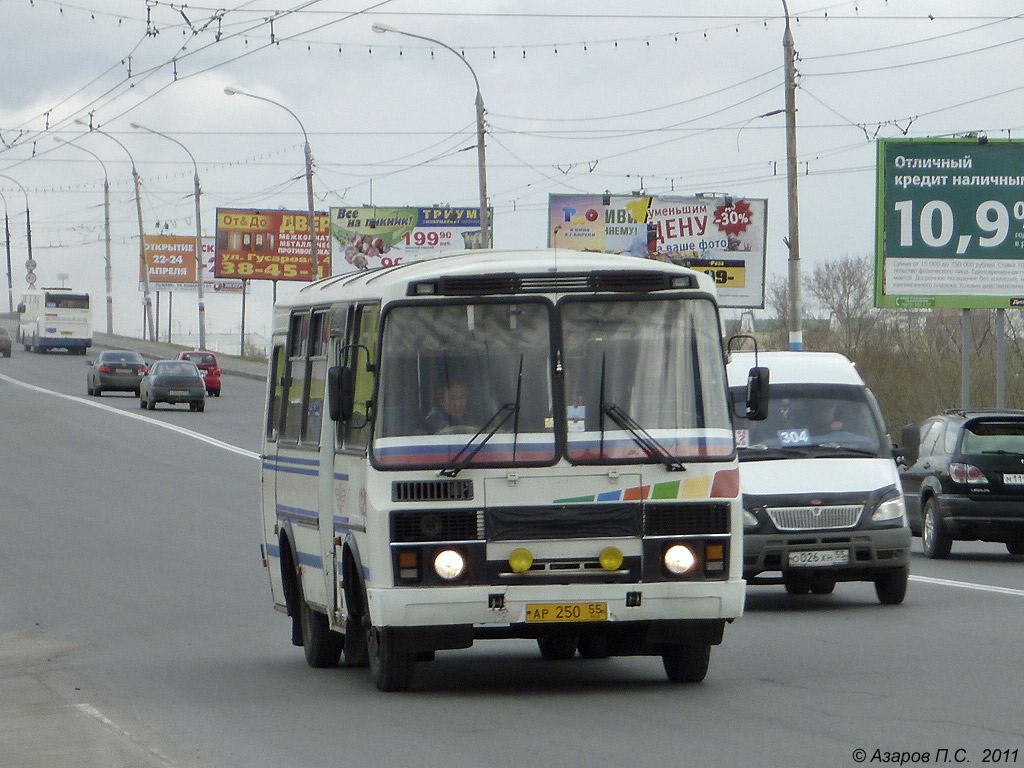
367;624;415;692
662;643;711;683
298;580;343;668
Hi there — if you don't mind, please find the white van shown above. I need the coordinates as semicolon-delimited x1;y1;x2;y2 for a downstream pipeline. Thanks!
727;351;911;604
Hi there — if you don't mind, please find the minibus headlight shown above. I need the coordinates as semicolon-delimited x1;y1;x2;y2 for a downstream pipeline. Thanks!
664;544;697;575
743;509;759;530
872;492;907;524
433;549;466;581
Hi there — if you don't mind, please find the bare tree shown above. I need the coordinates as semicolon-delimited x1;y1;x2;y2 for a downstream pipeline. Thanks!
802;254;880;356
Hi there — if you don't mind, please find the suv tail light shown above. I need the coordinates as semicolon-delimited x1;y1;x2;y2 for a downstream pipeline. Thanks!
950;462;986;484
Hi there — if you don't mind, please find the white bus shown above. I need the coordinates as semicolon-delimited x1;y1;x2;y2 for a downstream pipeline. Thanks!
18;287;93;354
260;248;767;690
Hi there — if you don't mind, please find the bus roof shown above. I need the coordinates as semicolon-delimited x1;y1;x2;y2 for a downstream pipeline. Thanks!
274;248;715;309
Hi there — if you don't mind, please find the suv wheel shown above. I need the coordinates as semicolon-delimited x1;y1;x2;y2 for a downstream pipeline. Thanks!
922;498;952;559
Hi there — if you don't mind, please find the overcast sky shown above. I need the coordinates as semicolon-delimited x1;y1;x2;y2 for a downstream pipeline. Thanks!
2;0;1022;344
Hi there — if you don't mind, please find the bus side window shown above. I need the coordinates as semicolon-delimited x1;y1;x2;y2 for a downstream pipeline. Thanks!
342;303;379;452
302;309;330;446
266;344;285;441
281;312;310;444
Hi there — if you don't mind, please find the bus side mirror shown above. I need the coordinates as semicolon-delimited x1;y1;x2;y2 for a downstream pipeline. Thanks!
328;365;356;422
899;423;920;466
16;302;24;314
744;366;770;421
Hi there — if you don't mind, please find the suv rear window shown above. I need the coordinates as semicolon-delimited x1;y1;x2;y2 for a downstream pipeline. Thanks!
960;420;1024;455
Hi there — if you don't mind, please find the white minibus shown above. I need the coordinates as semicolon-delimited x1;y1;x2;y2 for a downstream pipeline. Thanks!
260;249;766;690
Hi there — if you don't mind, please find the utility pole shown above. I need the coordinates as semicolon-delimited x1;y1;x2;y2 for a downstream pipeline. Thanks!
783;0;803;351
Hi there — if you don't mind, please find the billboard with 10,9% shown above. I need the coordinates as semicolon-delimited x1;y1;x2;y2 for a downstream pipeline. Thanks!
876;138;1024;309
214;208;332;282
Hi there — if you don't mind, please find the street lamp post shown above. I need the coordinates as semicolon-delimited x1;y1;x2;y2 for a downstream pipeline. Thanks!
372;23;489;249
782;0;802;351
131;123;207;350
54;137;114;334
0;174;35;291
75;120;157;341
0;190;12;312
223;86;321;280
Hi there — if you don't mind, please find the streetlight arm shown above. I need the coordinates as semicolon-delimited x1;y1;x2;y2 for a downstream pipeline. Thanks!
372;25;481;94
224;87;309;144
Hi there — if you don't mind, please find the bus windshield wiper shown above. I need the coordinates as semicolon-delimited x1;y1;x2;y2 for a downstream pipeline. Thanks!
600;401;686;472
439;356;524;478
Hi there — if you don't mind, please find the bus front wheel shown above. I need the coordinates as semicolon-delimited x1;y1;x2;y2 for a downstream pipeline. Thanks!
367;624;415;692
662;643;711;683
298;584;343;668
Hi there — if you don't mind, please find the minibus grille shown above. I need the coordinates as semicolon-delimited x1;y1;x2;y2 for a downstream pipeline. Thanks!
391;509;484;543
486;504;641;541
392;479;474;502
766;504;862;531
644;503;730;536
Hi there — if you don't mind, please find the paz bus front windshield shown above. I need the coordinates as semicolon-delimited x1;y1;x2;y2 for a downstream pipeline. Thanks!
372;296;733;469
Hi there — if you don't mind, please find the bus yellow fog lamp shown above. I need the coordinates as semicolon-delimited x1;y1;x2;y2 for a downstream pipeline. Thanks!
664;544;697;575
508;548;533;573
599;546;624;571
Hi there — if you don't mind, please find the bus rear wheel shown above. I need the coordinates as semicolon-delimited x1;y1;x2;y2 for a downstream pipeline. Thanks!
299;590;343;668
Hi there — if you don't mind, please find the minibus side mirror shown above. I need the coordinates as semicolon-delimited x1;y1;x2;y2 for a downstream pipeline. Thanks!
328;365;356;422
744;366;770;421
16;302;24;314
899;423;920;466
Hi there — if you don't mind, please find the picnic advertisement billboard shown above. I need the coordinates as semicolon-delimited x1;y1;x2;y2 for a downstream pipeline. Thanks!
876;138;1024;309
330;206;489;272
547;193;767;308
214;208;331;282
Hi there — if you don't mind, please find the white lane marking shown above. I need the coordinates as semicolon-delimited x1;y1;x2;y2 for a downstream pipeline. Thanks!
0;372;259;461
910;574;1024;597
74;703;179;767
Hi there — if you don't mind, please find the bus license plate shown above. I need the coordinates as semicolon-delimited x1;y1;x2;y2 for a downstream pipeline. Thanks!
525;602;607;623
788;549;849;567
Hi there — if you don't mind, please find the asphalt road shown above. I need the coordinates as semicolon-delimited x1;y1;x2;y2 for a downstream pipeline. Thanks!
1;341;1022;768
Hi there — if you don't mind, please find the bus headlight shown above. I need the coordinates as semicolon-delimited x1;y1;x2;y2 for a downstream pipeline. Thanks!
664;544;697;575
433;549;466;581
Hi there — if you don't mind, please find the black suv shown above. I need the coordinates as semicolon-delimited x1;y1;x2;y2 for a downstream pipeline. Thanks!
898;409;1024;558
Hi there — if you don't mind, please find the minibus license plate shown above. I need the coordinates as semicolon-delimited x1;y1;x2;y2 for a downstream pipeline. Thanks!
788;549;849;567
525;602;607;623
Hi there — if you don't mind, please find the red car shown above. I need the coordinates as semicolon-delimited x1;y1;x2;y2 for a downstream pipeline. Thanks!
177;350;221;396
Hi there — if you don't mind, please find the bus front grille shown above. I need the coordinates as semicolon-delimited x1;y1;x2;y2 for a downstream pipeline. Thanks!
392;479;474;502
644;503;730;536
391;509;484;543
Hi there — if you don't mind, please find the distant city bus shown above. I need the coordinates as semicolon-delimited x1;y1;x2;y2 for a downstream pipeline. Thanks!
259;248;767;690
18;287;93;354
